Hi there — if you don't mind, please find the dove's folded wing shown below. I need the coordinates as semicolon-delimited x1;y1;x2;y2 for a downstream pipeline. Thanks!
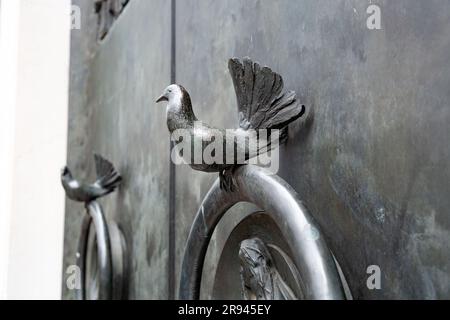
225;128;280;162
93;154;122;191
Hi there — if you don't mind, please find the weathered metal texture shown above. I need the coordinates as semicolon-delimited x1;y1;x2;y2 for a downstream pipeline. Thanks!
179;165;345;300
175;0;450;299
64;0;450;299
63;0;171;299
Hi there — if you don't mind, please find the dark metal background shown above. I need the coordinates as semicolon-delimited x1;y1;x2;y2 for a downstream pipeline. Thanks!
63;0;450;299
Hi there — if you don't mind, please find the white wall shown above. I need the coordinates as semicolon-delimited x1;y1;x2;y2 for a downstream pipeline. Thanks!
0;0;71;299
0;0;20;300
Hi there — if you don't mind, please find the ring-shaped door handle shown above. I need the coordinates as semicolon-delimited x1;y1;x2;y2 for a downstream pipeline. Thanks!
75;201;127;300
179;165;346;300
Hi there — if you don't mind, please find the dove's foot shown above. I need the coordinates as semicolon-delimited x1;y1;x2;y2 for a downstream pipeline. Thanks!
219;167;238;192
219;166;243;192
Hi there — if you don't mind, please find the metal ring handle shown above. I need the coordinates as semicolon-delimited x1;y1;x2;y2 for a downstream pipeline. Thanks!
179;165;346;300
75;201;113;300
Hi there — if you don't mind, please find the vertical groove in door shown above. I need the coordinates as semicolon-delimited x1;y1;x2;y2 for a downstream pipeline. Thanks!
168;0;177;300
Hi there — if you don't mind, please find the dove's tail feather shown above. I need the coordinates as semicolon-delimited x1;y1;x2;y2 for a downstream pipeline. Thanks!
228;57;305;134
94;154;122;192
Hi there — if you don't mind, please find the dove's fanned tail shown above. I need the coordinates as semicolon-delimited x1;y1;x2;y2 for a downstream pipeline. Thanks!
94;154;122;192
228;57;305;133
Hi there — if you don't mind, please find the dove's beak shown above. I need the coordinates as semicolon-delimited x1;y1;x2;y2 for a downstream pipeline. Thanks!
156;94;168;103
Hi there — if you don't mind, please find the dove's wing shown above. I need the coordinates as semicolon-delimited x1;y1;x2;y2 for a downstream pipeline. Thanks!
175;125;272;166
93;154;122;192
228;57;305;132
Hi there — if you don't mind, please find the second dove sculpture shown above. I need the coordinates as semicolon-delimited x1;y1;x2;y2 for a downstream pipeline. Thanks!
61;154;122;203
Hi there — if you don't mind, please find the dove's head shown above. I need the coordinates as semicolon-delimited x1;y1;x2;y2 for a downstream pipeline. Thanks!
156;84;183;104
156;84;195;131
60;166;72;181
